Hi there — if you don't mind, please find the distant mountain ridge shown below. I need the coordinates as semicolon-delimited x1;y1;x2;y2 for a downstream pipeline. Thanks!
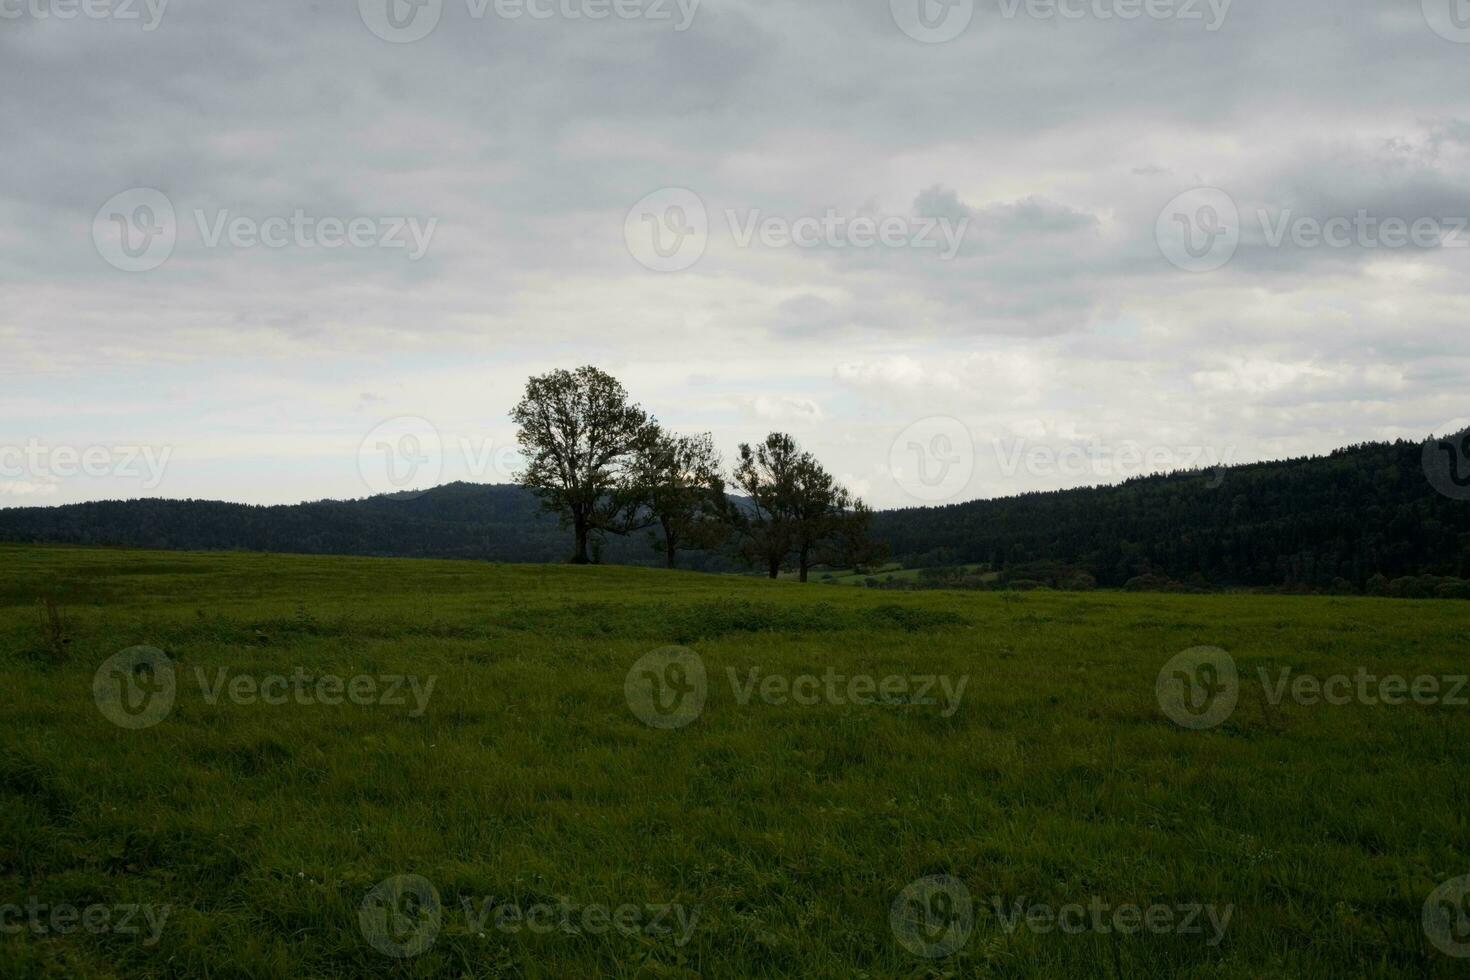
2;434;1467;590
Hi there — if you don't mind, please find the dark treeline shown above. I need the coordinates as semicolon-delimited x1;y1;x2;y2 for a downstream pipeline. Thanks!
874;437;1470;595
0;483;742;571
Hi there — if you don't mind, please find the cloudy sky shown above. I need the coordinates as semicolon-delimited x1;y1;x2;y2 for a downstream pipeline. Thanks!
3;0;1469;509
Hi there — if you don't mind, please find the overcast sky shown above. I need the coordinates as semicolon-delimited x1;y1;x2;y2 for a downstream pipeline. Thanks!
3;0;1469;509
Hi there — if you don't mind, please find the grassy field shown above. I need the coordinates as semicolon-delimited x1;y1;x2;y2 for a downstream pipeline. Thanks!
2;544;1469;978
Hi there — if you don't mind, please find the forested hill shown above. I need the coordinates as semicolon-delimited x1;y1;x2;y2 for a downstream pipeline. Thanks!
872;436;1470;591
1;434;1467;591
0;483;738;570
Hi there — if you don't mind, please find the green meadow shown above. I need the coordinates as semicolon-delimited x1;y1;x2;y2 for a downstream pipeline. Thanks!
2;543;1468;978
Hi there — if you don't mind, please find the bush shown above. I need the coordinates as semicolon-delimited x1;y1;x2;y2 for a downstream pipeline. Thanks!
1435;579;1470;600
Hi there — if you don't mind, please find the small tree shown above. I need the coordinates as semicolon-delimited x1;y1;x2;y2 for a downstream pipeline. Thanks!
633;430;728;569
511;366;654;564
732;433;803;579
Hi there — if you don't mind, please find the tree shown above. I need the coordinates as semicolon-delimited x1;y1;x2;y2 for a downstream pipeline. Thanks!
731;433;802;579
789;455;862;583
632;430;728;569
821;498;888;575
510;366;655;564
732;432;877;581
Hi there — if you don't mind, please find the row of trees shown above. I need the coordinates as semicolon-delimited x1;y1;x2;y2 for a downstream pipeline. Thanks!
510;366;882;578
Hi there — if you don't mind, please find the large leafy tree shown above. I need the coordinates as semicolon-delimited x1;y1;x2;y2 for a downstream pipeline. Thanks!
632;431;728;569
510;366;655;564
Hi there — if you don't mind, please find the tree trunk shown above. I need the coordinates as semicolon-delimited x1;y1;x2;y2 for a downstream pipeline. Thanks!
572;516;591;565
798;547;810;583
665;539;677;569
767;555;780;579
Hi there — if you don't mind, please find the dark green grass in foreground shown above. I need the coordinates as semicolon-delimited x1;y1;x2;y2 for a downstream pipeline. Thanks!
2;544;1469;978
